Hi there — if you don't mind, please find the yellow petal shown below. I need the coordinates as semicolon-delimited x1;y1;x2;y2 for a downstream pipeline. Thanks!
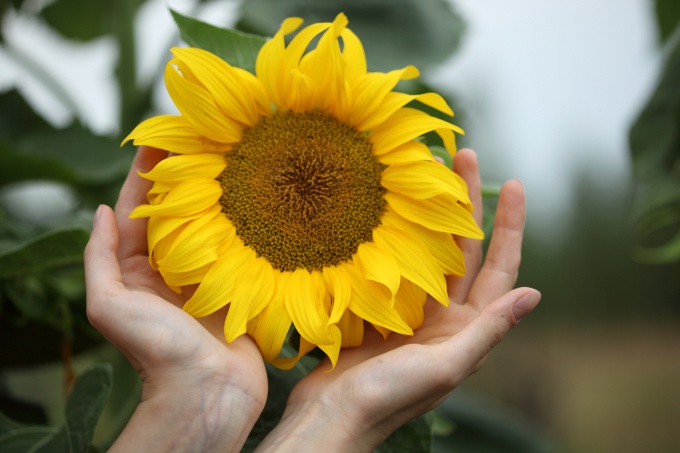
171;47;265;126
393;278;426;329
285;269;333;345
337;309;364;348
322;265;351;325
253;272;292;362
354;241;401;297
357;91;453;133
121;115;231;154
377;141;435;166
272;336;316;370
146;181;173;205
224;255;276;342
384;192;484;239
344;263;412;336
160;263;212;288
383;211;466;276
256;17;304;106
147;204;221;268
165;60;242;143
340;28;366;84
381;160;471;203
182;242;252;317
130;179;222;218
299;13;348;114
370;107;463;155
138;153;226;183
157;214;232;274
276;22;331;110
344;67;418;129
317;323;342;370
372;224;449;306
372;324;391;340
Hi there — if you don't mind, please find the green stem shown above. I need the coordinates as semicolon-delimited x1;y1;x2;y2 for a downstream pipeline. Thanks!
114;0;137;134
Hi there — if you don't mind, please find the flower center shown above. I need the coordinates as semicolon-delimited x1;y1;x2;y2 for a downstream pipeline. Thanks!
219;110;385;272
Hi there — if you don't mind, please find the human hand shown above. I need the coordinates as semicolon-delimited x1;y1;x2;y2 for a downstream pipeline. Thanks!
84;147;267;453
255;148;541;452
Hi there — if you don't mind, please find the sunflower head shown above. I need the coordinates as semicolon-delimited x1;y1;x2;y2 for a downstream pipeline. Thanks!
123;13;482;369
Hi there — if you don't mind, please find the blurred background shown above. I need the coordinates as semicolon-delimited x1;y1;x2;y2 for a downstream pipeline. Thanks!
0;0;678;452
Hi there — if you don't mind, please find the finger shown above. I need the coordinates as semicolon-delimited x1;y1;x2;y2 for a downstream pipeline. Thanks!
448;148;483;303
84;205;125;327
115;146;168;259
444;288;540;381
467;179;526;310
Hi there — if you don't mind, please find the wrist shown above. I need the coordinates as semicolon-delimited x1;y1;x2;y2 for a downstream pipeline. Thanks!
112;372;265;453
254;398;386;453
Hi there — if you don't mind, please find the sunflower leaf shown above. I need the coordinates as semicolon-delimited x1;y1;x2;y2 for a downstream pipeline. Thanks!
46;364;113;452
629;25;680;263
0;228;89;279
430;146;453;169
171;9;267;74
0;365;112;452
0;90;131;187
0;412;58;452
235;0;464;72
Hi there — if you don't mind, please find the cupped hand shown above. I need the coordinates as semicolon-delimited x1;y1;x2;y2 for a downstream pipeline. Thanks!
84;146;267;452
256;149;541;452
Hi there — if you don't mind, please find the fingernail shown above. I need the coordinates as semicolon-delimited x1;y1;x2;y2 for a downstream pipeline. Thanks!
512;290;541;321
93;205;104;229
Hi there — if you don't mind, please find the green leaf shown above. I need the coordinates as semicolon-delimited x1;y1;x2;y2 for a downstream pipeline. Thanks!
0;365;112;453
42;364;113;452
0;412;58;453
236;0;465;72
376;415;432;453
633;229;680;264
0;90;131;187
0;228;89;278
171;9;267;74
40;0;144;41
629;26;680;263
430;146;453;169
655;0;680;44
629;28;680;180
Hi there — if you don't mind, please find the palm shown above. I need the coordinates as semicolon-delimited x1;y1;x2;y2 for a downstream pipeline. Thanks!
87;146;267;403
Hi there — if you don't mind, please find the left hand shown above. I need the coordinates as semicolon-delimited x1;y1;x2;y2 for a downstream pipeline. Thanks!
84;146;268;453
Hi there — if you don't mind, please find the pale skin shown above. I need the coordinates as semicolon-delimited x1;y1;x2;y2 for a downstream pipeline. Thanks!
84;146;540;452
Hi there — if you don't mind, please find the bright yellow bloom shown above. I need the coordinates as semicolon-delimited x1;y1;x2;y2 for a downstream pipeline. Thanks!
124;13;483;368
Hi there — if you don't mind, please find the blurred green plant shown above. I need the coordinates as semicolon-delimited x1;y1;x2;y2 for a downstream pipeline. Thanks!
630;20;680;265
0;0;492;451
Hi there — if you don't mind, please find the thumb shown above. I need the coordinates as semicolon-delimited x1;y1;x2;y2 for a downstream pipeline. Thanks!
84;205;124;327
447;287;541;374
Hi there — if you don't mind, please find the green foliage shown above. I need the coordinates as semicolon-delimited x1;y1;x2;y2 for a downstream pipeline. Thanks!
41;0;144;41
432;392;554;453
171;9;267;74
0;229;88;278
629;26;680;264
377;415;432;453
236;0;465;72
0;364;113;452
655;0;680;44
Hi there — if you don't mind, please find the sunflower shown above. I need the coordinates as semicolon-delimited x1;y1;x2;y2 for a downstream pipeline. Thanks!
123;13;483;369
